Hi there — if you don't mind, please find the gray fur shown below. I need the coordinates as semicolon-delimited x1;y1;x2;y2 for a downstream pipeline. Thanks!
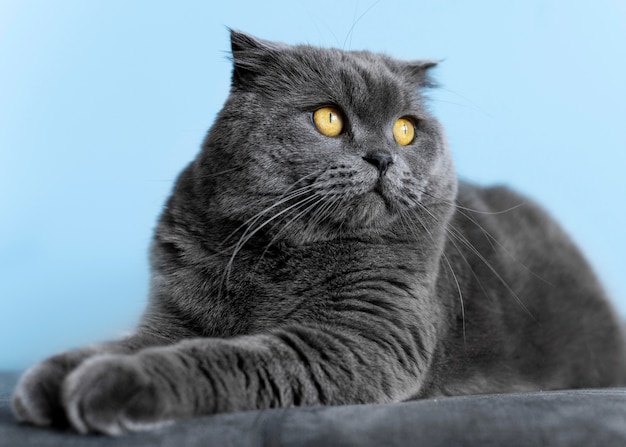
12;31;626;435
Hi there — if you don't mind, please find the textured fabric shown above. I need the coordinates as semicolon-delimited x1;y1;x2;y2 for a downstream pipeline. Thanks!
2;371;626;447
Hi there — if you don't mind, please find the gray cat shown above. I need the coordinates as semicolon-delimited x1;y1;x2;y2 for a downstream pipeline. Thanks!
12;31;626;435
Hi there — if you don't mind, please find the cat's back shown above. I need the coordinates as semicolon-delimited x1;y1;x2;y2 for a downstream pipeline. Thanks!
432;181;626;393
452;180;606;293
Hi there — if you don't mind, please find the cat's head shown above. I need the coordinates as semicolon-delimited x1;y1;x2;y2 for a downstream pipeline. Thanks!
197;31;457;243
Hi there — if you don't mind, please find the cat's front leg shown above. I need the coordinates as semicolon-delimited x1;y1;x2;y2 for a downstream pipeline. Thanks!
63;324;433;435
60;339;261;435
12;347;98;427
12;331;172;428
62;354;179;435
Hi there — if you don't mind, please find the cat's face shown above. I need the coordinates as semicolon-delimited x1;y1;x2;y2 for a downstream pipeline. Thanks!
198;31;457;242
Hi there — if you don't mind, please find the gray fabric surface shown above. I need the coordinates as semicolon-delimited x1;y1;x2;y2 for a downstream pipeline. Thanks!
1;371;626;446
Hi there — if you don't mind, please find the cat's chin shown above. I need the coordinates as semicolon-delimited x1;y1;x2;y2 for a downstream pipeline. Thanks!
335;191;398;231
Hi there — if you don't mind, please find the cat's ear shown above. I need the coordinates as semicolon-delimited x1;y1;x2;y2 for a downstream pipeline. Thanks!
401;59;440;88
229;30;279;88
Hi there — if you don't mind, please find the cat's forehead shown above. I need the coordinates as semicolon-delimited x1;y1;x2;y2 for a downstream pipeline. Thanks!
280;46;422;116
230;32;433;120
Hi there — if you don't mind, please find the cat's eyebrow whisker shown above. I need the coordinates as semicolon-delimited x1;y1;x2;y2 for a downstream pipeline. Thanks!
150;165;247;184
436;87;493;118
342;0;383;50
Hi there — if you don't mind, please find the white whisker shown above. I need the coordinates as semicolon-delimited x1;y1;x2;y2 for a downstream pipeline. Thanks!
398;204;467;346
220;192;322;292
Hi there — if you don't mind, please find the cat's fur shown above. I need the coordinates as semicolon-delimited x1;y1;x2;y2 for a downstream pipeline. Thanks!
13;31;626;435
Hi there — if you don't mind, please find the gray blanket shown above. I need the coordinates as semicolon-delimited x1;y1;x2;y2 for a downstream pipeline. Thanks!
1;371;625;446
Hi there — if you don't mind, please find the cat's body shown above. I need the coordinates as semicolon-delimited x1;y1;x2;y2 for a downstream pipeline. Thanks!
13;31;626;435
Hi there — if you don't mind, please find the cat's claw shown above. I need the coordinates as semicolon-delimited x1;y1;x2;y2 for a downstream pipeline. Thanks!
63;355;171;435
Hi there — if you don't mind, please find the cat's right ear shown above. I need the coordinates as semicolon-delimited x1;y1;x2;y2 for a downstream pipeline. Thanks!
229;29;278;88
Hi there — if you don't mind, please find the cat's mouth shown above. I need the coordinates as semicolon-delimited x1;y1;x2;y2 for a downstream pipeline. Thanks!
374;174;401;201
371;181;393;207
305;171;407;231
333;181;398;230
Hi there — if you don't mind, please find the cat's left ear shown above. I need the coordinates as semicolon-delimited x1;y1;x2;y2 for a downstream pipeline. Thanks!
401;60;440;88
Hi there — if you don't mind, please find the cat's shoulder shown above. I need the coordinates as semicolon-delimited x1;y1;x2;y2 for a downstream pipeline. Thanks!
456;180;541;215
454;180;568;243
456;180;517;210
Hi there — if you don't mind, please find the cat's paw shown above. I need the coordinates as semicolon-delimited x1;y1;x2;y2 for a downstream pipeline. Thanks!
12;350;93;427
62;355;173;435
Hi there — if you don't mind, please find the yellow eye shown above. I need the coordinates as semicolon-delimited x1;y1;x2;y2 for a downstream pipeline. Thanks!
312;107;344;137
393;117;415;146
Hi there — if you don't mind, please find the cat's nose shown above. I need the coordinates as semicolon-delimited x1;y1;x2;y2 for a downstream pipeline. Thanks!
363;153;394;176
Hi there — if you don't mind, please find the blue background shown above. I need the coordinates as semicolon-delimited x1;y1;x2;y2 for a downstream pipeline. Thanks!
1;0;625;370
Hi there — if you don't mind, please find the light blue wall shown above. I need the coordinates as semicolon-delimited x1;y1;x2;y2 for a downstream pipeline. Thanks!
2;0;625;369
